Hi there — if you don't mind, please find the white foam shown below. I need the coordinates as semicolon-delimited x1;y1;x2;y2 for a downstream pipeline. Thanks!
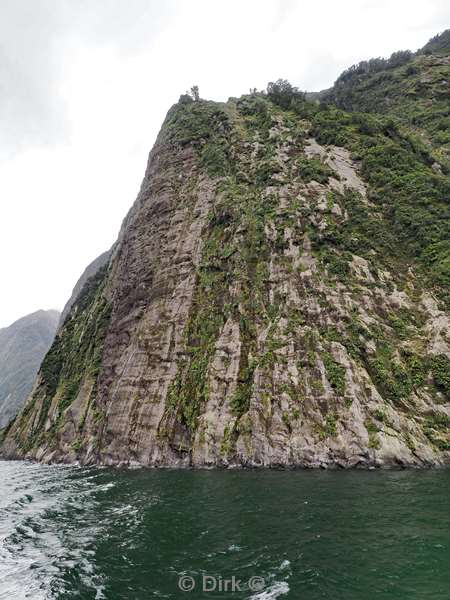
279;560;291;571
249;581;290;599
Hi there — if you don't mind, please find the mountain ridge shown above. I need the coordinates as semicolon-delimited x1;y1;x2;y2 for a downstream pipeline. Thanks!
0;309;60;430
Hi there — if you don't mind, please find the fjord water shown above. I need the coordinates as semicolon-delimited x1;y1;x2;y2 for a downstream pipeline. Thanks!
1;462;450;600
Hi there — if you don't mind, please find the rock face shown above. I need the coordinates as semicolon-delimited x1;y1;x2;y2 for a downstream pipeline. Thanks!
59;250;110;325
2;39;449;468
0;310;59;430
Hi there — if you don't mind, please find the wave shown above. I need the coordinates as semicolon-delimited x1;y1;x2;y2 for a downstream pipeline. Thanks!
0;461;105;600
249;581;290;599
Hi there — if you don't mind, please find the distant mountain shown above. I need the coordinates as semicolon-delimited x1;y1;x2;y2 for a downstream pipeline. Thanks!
0;310;60;429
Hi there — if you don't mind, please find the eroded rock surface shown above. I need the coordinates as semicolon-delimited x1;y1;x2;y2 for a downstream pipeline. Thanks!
3;94;449;468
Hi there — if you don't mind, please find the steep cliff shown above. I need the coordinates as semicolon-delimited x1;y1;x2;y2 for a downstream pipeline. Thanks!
2;41;449;468
0;310;59;430
59;250;110;325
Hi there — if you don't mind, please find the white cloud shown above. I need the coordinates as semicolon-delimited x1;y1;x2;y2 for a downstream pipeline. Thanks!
0;0;448;326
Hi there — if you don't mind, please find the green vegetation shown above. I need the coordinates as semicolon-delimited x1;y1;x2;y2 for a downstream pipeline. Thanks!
365;419;381;449
367;346;413;405
430;355;450;398
323;33;450;159
296;156;333;184
420;29;450;56
163;99;277;443
164;217;231;432
311;33;450;306
318;413;338;439
386;309;417;340
423;411;450;451
164;100;231;177
322;352;346;395
373;408;387;423
308;109;450;307
6;32;450;462
36;266;111;435
267;79;306;111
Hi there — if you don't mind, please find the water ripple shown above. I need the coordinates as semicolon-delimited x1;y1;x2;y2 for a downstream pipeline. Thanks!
1;462;449;599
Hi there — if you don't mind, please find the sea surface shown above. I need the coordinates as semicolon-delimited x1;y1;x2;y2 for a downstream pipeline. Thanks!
0;461;449;599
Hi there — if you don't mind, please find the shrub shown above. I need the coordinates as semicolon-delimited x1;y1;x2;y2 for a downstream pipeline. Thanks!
431;355;450;397
267;79;306;111
296;156;333;184
322;352;346;395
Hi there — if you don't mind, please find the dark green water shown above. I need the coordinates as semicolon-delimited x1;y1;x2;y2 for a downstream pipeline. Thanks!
1;462;449;599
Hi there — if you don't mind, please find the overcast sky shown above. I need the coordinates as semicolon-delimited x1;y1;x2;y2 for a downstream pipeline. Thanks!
0;0;448;328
